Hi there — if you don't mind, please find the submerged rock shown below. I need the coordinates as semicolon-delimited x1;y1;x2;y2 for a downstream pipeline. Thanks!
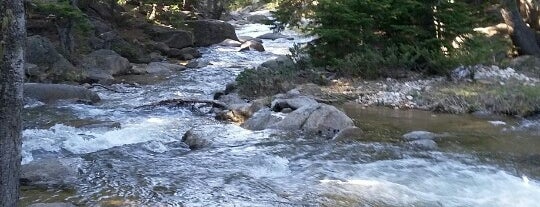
24;83;101;104
402;131;445;141
332;126;363;141
21;158;84;189
408;139;438;150
27;203;77;207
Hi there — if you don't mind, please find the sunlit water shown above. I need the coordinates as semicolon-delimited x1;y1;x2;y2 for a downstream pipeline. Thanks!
21;19;540;207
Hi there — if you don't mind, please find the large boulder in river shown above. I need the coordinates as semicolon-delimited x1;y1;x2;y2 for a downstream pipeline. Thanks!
21;158;83;189
186;20;238;46
82;49;131;82
182;124;252;149
26;35;86;82
219;39;242;47
24;83;101;104
270;103;354;138
146;26;194;49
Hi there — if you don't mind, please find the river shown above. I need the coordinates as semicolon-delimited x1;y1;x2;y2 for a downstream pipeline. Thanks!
20;17;540;207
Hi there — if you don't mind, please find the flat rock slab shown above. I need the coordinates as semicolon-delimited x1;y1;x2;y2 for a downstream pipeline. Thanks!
24;83;101;104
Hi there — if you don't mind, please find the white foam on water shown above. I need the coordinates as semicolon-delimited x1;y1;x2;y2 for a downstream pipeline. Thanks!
319;157;540;207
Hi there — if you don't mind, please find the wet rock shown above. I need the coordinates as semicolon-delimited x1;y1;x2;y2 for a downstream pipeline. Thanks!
186;59;211;68
167;47;202;60
246;14;270;24
27;203;77;207
270;103;354;138
239;40;265;52
332;126;363;141
130;63;148;74
24;83;101;104
402;131;439;141
260;55;295;70
149;52;166;62
146;26;194;49
257;33;293;40
182;128;212;149
219;39;242;47
146;62;186;74
218;93;247;105
66;119;121;129
238;36;263;43
186;20;239;46
82;49;132;82
21;158;84;189
243;108;283;131
26;35;86;82
408;139;438;150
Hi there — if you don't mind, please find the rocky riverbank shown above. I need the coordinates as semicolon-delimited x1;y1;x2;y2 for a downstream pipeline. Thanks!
235;56;540;118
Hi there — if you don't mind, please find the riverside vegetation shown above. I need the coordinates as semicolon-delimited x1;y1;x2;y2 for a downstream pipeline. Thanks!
236;0;540;118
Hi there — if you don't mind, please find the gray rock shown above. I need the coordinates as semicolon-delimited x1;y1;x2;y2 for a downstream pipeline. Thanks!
332;126;363;141
130;63;148;74
301;104;355;137
402;131;439;141
27;203;77;207
186;20;239;46
186;59;210;68
167;47;202;60
146;26;194;49
81;49;131;80
21;158;83;189
26;35;86;82
182;128;212;150
238;36;263;43
260;55;295;70
257;33;292;40
243;108;283;131
271;103;354;137
239;40;265;52
146;62;186;74
219;38;242;47
246;14;270;24
408;139;438;150
218;93;247;106
271;96;318;111
24;83;101;104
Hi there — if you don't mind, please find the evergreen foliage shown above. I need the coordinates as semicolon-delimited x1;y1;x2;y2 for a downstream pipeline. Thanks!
273;0;505;77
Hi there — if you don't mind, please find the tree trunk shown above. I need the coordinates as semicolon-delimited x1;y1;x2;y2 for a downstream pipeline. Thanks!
501;0;540;56
0;0;26;206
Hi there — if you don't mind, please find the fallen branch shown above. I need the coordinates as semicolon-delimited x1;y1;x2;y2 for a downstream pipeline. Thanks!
136;98;228;110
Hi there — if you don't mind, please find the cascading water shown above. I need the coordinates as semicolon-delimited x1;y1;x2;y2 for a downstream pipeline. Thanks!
21;12;540;207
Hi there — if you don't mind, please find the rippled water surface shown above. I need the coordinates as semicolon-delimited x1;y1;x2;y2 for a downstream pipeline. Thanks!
21;19;540;207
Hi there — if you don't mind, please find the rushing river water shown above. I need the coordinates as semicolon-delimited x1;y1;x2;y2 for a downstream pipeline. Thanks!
20;17;540;207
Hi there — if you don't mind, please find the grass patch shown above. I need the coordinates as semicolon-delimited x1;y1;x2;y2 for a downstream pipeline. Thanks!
423;83;540;116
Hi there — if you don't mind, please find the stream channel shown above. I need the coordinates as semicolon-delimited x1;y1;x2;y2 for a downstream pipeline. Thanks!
20;14;540;207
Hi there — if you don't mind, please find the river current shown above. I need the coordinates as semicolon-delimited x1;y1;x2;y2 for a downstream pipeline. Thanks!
20;16;540;207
